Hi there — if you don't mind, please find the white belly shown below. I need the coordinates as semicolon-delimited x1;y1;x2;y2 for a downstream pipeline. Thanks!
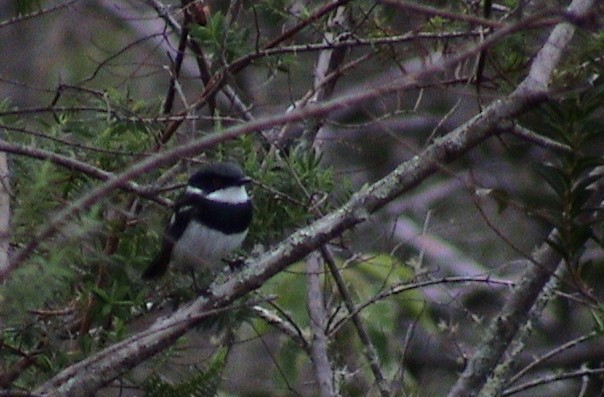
171;222;247;272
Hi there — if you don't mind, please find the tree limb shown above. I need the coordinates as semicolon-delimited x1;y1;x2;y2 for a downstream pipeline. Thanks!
307;253;339;397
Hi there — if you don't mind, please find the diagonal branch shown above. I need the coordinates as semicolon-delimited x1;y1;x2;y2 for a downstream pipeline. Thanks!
0;140;169;206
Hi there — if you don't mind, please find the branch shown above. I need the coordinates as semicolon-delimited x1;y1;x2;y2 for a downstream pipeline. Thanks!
0;140;169;206
477;265;567;397
252;305;310;354
445;2;598;395
502;367;604;396
0;0;77;30
328;275;514;337
507;124;572;153
508;330;600;386
322;247;391;397
378;0;505;28
306;253;339;397
274;3;352;149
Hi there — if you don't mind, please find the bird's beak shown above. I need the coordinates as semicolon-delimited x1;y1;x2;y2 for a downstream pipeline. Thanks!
240;176;253;185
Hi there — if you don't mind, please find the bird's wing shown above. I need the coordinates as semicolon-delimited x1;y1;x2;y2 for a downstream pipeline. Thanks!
142;196;195;279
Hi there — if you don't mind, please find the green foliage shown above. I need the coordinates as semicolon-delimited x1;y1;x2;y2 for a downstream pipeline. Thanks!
189;11;251;64
0;89;162;386
255;0;293;25
530;77;604;268
337;254;432;366
259;262;309;329
248;147;338;244
144;347;227;397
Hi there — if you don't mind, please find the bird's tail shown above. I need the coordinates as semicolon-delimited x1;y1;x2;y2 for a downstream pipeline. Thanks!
142;247;172;279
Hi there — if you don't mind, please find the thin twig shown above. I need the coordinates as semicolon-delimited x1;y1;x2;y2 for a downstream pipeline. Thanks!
506;124;573;153
252;305;310;354
502;367;604;396
0;150;9;276
321;247;391;397
329;275;514;337
507;330;600;385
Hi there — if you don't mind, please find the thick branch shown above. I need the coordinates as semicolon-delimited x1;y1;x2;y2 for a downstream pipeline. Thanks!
479;265;567;397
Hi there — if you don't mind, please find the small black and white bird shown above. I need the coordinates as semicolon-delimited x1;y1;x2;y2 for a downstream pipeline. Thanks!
142;162;253;280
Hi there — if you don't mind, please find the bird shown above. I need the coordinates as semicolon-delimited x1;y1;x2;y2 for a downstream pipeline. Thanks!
142;162;253;282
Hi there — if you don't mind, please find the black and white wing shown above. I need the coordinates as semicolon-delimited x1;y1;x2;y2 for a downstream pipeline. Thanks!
141;196;195;279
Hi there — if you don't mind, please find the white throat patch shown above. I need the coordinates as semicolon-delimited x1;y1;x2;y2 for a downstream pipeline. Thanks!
186;185;249;204
208;185;249;203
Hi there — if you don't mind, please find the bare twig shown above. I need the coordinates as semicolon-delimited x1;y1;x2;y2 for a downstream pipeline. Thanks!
237;30;484;60
274;3;352;149
262;0;352;50
506;124;573;153
502;367;604;396
252;305;310;354
0;392;42;397
377;0;505;28
328;275;514;337
162;6;189;115
321;247;392;397
507;330;600;385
